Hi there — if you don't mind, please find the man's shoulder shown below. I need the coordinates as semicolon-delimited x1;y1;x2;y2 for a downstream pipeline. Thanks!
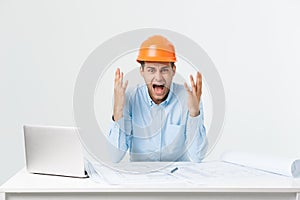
172;82;187;95
173;82;184;90
125;84;147;98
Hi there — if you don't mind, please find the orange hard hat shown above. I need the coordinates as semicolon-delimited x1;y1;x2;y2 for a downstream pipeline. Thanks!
137;35;176;63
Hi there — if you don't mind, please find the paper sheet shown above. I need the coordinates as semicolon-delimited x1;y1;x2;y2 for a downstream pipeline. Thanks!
221;151;300;178
85;160;284;185
90;162;188;185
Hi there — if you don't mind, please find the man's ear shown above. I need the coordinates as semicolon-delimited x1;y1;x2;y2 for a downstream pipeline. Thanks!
172;64;176;75
140;66;143;76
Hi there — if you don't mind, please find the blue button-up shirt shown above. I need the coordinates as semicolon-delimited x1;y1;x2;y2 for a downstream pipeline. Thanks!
108;82;208;162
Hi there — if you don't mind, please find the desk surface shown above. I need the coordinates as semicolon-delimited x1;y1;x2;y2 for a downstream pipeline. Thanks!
1;168;300;193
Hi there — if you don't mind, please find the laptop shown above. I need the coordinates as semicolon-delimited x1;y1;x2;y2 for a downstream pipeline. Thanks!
23;125;88;178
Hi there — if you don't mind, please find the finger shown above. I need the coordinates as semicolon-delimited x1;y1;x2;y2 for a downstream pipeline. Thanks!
189;75;196;94
120;72;124;84
196;72;202;96
115;68;120;82
184;82;192;95
123;80;128;90
115;71;124;88
115;68;120;78
184;82;189;91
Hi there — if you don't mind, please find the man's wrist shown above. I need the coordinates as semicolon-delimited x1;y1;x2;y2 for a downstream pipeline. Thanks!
112;113;122;121
189;110;200;117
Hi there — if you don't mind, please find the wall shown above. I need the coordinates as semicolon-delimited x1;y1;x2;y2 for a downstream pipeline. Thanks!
1;0;300;185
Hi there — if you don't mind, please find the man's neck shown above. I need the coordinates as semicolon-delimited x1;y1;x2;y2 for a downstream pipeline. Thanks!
149;90;170;105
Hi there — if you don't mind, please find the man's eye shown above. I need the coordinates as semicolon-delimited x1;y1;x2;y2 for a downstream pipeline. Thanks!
148;69;154;73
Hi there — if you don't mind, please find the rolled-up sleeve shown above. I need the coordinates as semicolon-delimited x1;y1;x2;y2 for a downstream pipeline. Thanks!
107;91;133;163
185;100;208;162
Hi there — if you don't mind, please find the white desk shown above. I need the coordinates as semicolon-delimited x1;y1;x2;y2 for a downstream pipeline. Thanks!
1;168;300;200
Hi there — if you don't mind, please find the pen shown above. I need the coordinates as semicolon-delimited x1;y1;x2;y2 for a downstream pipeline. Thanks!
170;167;178;173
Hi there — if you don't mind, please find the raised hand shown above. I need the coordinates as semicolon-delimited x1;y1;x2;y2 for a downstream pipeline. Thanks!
184;72;202;117
113;68;128;121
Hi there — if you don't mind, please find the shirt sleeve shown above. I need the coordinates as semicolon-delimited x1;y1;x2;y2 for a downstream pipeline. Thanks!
107;91;133;163
185;100;208;162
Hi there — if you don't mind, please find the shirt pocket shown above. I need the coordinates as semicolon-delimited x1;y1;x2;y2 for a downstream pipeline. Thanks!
163;124;186;147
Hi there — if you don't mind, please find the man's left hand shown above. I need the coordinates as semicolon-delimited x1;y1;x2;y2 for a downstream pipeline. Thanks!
184;72;202;117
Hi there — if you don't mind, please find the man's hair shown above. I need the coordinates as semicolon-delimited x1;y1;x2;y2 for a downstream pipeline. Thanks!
140;61;175;70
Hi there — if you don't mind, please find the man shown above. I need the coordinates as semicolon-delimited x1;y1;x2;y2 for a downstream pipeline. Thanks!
108;35;208;162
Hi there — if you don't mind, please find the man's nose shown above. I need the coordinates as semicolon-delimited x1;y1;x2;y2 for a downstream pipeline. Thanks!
154;71;163;81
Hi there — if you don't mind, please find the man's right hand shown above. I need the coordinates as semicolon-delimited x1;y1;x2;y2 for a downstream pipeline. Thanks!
113;68;128;121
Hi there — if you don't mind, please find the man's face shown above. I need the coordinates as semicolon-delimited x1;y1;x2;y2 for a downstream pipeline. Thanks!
140;62;176;104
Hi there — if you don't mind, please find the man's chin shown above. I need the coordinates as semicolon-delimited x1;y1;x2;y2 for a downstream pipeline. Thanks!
151;94;167;102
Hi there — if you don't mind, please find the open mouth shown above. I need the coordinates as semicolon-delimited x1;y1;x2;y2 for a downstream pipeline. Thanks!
152;84;165;95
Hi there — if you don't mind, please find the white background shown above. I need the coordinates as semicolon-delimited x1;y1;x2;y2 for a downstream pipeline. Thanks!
1;0;300;185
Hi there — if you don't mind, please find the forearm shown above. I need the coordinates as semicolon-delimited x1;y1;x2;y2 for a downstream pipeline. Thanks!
186;113;208;162
108;118;131;163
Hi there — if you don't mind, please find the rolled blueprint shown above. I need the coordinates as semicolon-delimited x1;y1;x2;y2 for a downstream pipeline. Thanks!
221;151;300;178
